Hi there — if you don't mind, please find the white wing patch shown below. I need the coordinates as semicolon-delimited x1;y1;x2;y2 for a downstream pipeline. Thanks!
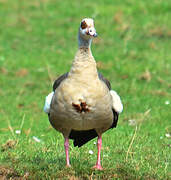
110;90;123;113
43;92;54;114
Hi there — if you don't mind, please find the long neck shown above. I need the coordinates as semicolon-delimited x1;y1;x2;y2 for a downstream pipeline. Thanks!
69;34;97;79
78;33;92;49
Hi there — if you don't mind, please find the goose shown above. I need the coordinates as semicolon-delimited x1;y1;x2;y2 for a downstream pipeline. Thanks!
44;18;123;170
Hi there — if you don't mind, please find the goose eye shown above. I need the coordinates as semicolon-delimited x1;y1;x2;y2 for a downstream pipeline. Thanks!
81;21;87;29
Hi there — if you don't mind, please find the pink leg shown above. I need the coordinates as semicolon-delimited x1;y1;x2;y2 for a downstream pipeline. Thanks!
93;135;103;170
64;138;71;167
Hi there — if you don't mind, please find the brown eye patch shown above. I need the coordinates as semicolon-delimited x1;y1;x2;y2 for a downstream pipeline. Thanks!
81;20;87;29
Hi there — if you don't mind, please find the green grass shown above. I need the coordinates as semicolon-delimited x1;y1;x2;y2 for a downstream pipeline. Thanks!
0;0;171;179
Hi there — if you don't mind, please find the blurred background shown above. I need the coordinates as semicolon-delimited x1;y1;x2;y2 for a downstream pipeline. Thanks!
0;0;171;179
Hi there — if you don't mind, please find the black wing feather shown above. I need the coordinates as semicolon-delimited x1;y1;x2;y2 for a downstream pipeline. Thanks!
98;72;111;90
51;72;119;147
53;72;69;92
69;129;98;147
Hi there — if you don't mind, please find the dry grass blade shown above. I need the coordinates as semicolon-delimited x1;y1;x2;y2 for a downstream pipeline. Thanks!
25;118;34;136
19;114;25;131
144;109;151;117
125;126;138;162
8;122;15;138
45;63;54;86
1;110;15;138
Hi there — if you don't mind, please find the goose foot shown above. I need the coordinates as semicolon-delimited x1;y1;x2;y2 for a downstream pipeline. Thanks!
92;164;103;170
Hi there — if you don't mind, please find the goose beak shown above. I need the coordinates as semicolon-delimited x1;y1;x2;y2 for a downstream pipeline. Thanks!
93;32;98;37
88;27;98;38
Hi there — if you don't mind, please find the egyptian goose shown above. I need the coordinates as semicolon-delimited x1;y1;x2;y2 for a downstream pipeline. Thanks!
44;18;123;170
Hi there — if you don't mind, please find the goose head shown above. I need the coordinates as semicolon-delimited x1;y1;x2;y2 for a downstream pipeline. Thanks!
78;18;98;47
79;18;98;39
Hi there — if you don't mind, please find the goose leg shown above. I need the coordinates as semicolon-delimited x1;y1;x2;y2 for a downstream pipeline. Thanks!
64;138;71;167
93;135;103;170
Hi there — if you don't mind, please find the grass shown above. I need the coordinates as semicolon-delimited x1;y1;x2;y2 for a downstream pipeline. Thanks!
0;0;171;179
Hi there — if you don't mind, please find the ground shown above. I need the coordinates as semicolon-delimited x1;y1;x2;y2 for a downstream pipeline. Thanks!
0;0;171;179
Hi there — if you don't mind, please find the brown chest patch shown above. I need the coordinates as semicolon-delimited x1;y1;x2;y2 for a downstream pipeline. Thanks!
72;101;90;113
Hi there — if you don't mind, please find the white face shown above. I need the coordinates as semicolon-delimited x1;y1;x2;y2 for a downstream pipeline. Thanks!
79;18;98;40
